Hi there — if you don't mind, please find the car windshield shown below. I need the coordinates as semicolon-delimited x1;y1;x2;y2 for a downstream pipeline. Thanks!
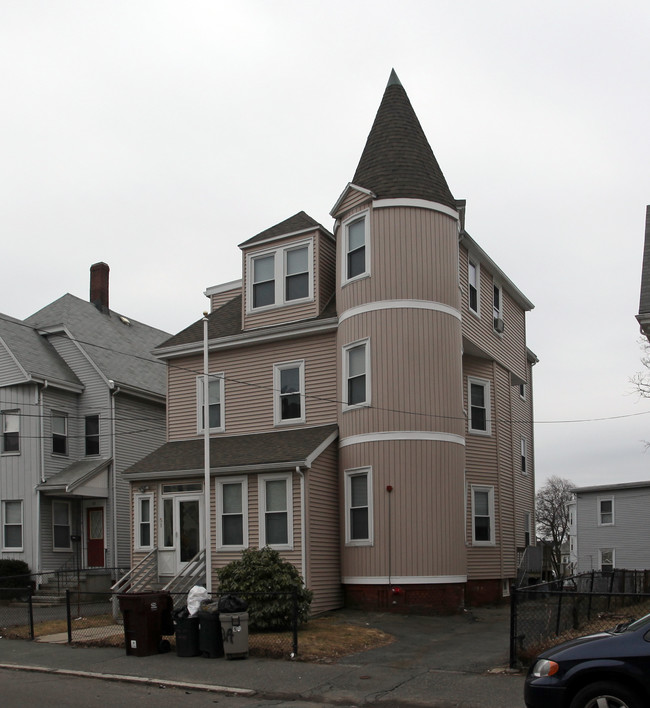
617;613;650;632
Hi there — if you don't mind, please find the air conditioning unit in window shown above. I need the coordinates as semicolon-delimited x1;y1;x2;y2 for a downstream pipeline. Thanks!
494;317;505;333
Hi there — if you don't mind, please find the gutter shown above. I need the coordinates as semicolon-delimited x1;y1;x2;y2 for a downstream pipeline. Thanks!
110;381;120;568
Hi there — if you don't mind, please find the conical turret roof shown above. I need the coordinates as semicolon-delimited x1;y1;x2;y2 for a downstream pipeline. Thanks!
351;70;456;210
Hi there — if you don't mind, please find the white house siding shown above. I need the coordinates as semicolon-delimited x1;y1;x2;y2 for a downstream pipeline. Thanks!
305;440;342;613
114;393;166;567
0;383;40;568
166;331;338;441
575;486;650;572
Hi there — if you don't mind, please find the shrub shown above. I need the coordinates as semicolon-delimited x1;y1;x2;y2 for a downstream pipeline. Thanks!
0;559;31;600
216;547;313;631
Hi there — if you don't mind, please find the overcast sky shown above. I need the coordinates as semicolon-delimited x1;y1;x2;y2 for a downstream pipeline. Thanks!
2;1;649;490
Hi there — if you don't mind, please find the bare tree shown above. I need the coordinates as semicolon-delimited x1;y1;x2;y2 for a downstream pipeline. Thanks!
631;338;650;399
535;475;574;578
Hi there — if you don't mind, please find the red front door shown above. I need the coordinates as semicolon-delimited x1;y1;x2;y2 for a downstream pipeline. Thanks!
87;508;105;567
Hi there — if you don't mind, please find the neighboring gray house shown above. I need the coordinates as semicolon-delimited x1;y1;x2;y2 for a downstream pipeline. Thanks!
572;481;650;573
0;263;170;578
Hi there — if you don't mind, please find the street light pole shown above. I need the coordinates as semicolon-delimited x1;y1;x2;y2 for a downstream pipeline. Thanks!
203;314;212;593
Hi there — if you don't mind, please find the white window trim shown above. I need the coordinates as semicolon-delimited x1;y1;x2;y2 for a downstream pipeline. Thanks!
493;282;504;334
197;373;225;433
246;238;314;313
134;493;154;551
344;467;373;547
468;255;480;316
2;500;23;551
341;210;370;286
52;500;72;551
52;410;68;456
2;409;20;455
471;485;495;547
467;377;491;435
216;476;248;551
599;548;615;571
258;473;293;550
342;338;371;411
520;436;527;475
273;360;306;426
597;496;615;526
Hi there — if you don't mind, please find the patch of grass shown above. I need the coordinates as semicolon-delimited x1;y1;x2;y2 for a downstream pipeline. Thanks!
2;613;394;662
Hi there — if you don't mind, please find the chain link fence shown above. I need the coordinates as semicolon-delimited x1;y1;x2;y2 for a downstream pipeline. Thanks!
510;569;650;667
0;587;300;658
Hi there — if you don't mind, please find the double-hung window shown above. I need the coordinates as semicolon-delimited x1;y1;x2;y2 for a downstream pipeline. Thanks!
468;258;479;314
197;373;225;432
600;548;615;572
273;361;305;424
2;411;20;454
85;415;100;456
217;478;247;549
598;497;614;526
472;486;495;545
343;213;369;283
343;339;370;409
248;240;313;311
52;412;68;455
345;468;373;545
468;378;490;434
493;283;504;333
523;511;532;547
2;500;23;550
135;495;154;550
52;500;71;550
259;474;292;549
520;437;527;474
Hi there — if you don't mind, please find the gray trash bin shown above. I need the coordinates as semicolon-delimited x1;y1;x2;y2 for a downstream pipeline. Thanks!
219;612;249;659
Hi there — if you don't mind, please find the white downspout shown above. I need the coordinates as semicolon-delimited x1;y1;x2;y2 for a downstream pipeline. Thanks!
297;466;306;583
36;381;48;577
203;315;212;592
110;383;120;569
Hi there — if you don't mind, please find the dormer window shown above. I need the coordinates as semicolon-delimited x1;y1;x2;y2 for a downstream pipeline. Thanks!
247;239;313;312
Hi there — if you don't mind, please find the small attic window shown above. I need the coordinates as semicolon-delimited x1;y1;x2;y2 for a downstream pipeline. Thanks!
118;315;131;326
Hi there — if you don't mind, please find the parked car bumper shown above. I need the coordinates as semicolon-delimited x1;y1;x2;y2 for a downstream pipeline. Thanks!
524;678;567;708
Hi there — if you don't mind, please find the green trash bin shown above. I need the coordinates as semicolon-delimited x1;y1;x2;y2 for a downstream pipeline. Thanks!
118;592;173;657
220;612;249;659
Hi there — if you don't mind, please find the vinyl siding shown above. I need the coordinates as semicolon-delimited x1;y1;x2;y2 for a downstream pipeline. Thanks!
167;331;337;440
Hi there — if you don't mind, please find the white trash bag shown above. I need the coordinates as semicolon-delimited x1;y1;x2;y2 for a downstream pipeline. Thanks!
187;585;209;616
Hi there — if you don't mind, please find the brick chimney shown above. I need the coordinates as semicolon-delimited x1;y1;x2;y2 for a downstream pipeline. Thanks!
90;262;110;313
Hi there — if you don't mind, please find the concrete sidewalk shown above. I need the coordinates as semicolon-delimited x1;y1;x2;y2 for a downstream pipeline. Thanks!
0;606;526;707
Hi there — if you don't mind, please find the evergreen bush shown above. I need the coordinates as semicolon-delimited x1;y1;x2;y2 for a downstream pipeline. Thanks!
216;547;313;631
0;559;31;600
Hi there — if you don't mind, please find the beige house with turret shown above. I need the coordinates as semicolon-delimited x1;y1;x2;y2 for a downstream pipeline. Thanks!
124;71;537;613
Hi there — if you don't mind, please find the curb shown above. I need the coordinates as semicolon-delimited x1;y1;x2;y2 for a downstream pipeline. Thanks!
0;662;255;697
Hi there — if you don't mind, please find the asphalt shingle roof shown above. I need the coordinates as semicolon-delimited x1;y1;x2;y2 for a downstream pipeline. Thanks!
25;294;171;397
239;211;328;248
124;424;339;477
351;70;456;209
639;205;650;316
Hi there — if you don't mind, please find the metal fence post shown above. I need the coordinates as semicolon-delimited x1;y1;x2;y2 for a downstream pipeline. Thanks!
66;589;72;644
509;586;519;669
555;582;564;636
292;589;298;657
28;587;34;641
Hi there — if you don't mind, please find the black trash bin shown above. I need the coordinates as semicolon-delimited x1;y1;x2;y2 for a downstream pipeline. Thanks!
198;602;224;658
118;592;174;657
174;611;201;657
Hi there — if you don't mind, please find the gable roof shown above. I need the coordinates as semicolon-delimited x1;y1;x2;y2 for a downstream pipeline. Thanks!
348;70;456;209
124;424;339;478
239;211;331;248
0;312;82;389
25;293;171;397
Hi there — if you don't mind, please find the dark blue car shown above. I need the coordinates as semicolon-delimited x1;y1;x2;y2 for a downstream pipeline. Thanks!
524;613;650;708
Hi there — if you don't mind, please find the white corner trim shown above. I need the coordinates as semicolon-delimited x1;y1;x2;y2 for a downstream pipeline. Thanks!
340;431;466;448
372;198;459;220
342;575;467;585
339;299;461;324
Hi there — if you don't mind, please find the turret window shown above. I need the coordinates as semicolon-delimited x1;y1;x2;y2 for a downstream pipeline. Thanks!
343;211;369;284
